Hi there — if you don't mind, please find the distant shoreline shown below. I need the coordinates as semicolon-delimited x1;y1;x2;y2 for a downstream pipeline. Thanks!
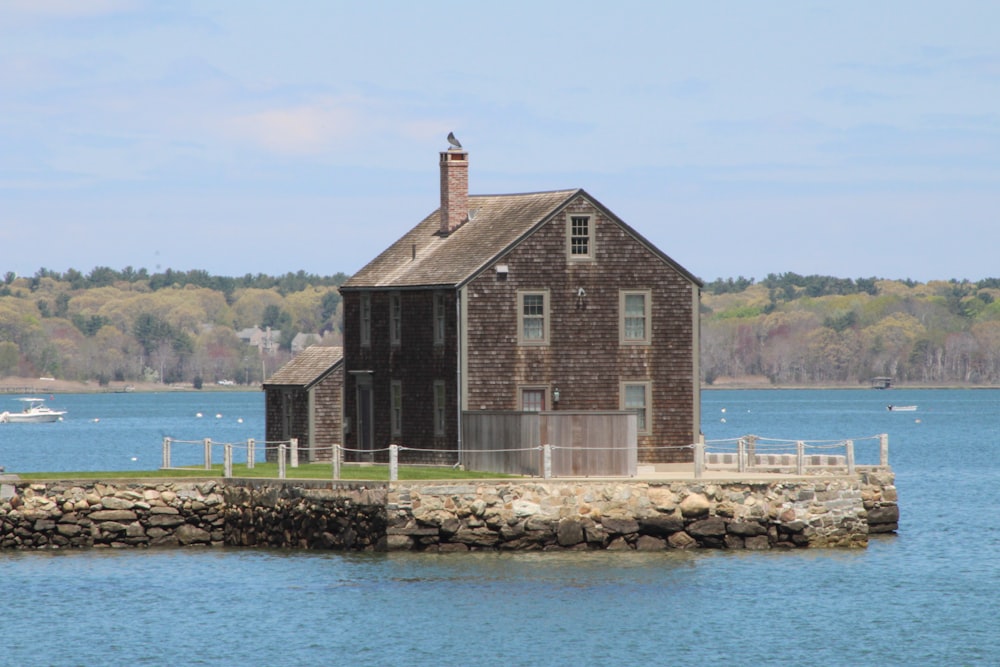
0;377;260;395
1;376;995;395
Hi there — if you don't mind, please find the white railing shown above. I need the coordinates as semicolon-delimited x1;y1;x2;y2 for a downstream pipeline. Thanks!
692;433;889;479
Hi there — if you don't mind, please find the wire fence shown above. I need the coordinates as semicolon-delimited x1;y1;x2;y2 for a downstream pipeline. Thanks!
159;433;889;481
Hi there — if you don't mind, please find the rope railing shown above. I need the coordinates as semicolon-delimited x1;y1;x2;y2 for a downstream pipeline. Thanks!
159;433;889;482
693;433;889;479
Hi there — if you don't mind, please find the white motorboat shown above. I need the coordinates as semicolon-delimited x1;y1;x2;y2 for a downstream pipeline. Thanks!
0;397;67;423
886;404;917;412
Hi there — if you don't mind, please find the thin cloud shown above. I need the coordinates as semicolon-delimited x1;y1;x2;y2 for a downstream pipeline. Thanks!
2;0;139;18
226;100;361;156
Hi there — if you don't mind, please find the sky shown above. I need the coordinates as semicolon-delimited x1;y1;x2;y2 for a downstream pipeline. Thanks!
2;1;999;284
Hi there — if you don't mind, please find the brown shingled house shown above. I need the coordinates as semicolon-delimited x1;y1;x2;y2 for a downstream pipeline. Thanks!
339;141;701;465
263;345;343;462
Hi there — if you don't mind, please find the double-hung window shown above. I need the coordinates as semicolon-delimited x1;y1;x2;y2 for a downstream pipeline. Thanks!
622;381;651;435
620;290;651;345
389;292;401;346
517;290;549;345
360;293;371;348
566;213;594;261
390;381;402;437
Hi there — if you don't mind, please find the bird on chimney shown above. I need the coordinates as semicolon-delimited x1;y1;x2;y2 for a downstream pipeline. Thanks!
447;132;462;149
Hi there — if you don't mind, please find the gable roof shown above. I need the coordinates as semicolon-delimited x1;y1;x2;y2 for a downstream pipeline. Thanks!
263;345;343;389
342;189;578;290
341;188;701;290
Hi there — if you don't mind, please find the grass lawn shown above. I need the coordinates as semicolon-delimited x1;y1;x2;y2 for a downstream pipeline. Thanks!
16;463;518;482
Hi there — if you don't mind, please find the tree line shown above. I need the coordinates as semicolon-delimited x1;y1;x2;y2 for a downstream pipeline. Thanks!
0;267;348;387
4;267;1000;388
702;273;1000;385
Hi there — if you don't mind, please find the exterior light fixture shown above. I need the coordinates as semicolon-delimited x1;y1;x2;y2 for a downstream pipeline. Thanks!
553;387;560;403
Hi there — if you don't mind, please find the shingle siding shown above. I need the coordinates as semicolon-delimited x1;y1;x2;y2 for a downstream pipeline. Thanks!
463;195;697;462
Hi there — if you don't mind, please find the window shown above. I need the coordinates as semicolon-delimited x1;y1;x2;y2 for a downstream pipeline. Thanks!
390;380;402;437
433;292;446;346
622;381;651;435
433;381;446;436
620;290;651;345
360;293;371;348
566;213;594;260
389;292;401;346
520;388;546;412
517;290;549;345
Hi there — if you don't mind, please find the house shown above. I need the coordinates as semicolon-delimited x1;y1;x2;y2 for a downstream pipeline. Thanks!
262;345;343;463
338;140;701;465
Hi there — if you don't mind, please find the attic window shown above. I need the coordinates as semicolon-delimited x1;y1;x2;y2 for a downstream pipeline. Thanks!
567;213;595;261
496;264;509;281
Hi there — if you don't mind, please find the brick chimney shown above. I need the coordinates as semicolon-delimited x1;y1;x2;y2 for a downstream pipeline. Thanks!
439;145;469;235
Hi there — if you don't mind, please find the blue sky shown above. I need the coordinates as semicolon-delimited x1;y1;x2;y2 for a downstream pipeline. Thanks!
2;1;998;283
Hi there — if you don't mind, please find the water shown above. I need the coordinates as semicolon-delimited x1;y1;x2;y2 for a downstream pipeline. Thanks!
2;389;999;666
0;391;265;472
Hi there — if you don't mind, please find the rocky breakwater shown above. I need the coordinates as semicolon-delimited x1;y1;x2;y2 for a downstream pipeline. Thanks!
386;476;891;551
222;481;386;550
0;480;225;549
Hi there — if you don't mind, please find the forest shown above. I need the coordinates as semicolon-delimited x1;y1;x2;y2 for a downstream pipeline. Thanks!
702;273;1000;386
3;267;1000;388
0;267;348;387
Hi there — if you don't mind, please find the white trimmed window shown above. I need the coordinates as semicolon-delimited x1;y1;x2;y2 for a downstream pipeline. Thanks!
360;293;371;348
433;292;446;346
390;380;402;437
433;380;446;436
567;213;595;260
620;290;652;345
520;387;547;412
622;381;651;435
517;290;550;345
389;292;401;346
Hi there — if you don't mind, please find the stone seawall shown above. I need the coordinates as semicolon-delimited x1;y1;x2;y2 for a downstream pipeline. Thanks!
0;469;897;551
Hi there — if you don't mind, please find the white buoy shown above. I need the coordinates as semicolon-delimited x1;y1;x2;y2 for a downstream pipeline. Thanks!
92;418;100;423
131;456;137;461
196;412;203;418
216;413;222;419
721;418;726;423
237;418;243;424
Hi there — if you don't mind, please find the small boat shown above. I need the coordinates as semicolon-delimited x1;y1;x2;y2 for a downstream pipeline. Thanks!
886;404;917;412
0;397;67;423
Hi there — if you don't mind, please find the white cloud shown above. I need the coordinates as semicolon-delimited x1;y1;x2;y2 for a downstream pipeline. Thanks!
2;0;139;18
225;99;362;156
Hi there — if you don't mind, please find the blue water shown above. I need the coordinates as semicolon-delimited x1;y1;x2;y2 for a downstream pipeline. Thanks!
0;391;265;472
2;389;999;666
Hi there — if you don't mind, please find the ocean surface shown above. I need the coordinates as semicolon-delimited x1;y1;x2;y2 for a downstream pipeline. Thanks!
2;389;999;666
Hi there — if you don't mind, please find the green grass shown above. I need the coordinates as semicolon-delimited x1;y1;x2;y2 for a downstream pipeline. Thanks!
16;463;518;482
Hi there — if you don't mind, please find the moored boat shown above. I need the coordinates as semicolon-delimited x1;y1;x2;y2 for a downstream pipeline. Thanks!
0;397;67;423
886;404;917;412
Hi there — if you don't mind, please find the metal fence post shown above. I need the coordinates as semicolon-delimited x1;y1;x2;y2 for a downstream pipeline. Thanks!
693;439;704;479
223;443;232;479
542;444;552;479
203;438;212;470
796;441;805;475
247;438;255;469
278;444;287;479
162;437;171;469
290;437;299;468
332;444;341;481
879;433;889;467
389;444;398;481
846;440;855;475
